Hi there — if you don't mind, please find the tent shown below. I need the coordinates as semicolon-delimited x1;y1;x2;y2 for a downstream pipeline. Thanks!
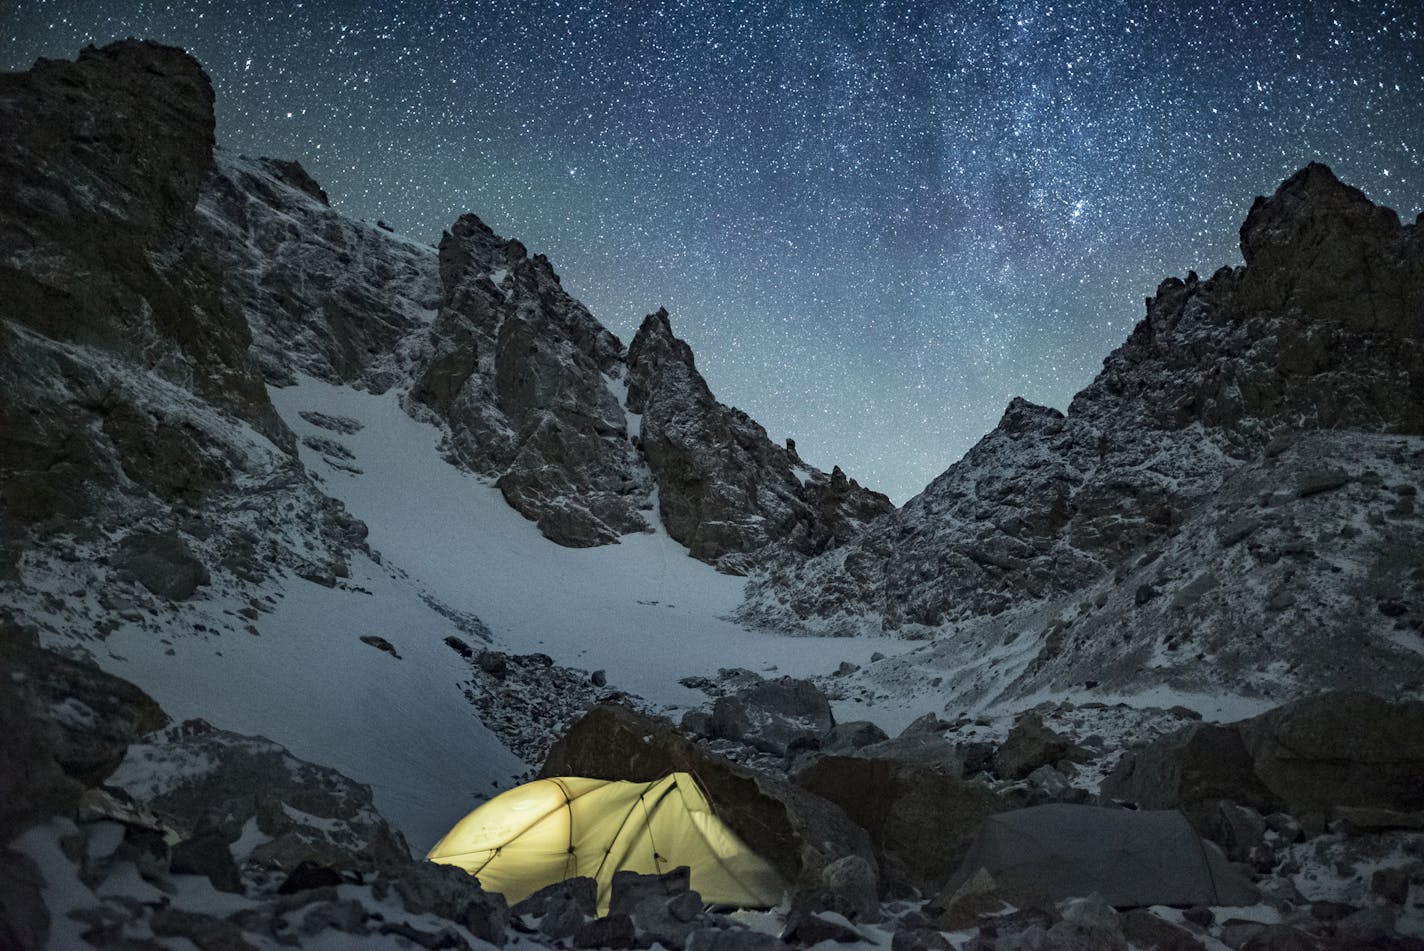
427;773;788;911
943;804;1258;908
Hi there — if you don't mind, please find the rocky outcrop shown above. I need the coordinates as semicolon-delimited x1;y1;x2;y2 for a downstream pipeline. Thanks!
410;234;890;558
0;41;383;656
540;702;877;895
110;718;411;870
197;150;440;391
1100;721;1279;831
742;164;1424;702
412;214;654;547
1103;690;1424;826
0;40;283;443
0;620;166;842
627;309;893;572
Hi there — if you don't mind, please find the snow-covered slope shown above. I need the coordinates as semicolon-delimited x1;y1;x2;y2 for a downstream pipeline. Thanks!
271;376;905;718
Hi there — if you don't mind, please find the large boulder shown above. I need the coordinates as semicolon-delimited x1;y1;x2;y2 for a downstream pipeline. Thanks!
0;622;166;841
851;733;965;776
540;703;877;894
1102;692;1424;828
1099;721;1278;828
992;712;1072;780
706;676;834;756
0;848;48;951
794;753;1003;897
1237;691;1424;815
372;861;509;946
114;531;211;601
109;718;410;870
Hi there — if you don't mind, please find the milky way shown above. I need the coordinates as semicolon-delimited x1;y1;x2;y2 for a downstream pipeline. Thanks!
5;1;1422;501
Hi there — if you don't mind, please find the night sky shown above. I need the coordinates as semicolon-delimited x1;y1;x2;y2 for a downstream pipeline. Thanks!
5;2;1422;503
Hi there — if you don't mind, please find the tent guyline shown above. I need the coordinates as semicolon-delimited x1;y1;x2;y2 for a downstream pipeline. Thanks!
427;773;788;913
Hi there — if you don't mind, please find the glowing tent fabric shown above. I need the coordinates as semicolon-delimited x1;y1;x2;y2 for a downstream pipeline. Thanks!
426;773;788;911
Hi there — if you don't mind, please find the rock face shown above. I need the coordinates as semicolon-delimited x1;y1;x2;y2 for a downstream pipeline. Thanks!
198;151;440;392
411;214;653;547
540;703;877;895
412;258;891;559
742;163;1424;703
627;309;893;572
0;40;283;443
1;40;375;626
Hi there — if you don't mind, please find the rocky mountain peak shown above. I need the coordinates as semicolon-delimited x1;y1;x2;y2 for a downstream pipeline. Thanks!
1236;160;1421;346
625;306;703;414
626;309;893;572
742;165;1424;706
412;213;650;547
996;397;1066;436
1239;162;1397;266
257;157;330;206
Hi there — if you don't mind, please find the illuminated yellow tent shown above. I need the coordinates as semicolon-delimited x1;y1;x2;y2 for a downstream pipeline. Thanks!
427;773;788;912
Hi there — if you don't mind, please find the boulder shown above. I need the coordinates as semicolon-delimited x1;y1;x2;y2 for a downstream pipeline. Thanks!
1210;802;1268;863
609;867;691;916
109;719;409;870
277;861;345;895
707;677;834;756
818;855;881;924
1237;691;1424;814
1237;924;1319;951
373;861;508;946
114;531;210;600
0;626;166;840
574;913;640;949
1100;722;1277;827
169;830;242;893
992;713;1072;780
1118;909;1207;951
795;753;1003;897
541;704;876;894
823;721;890;752
511;876;599;920
540;894;592;941
852;733;965;776
891;928;951;951
1371;868;1411;905
781;910;863;945
0;849;48;951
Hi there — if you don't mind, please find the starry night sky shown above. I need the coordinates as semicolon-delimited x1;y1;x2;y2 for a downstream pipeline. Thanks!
5;2;1422;502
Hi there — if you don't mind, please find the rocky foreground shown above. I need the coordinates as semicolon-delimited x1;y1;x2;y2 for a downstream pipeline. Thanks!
6;632;1424;949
